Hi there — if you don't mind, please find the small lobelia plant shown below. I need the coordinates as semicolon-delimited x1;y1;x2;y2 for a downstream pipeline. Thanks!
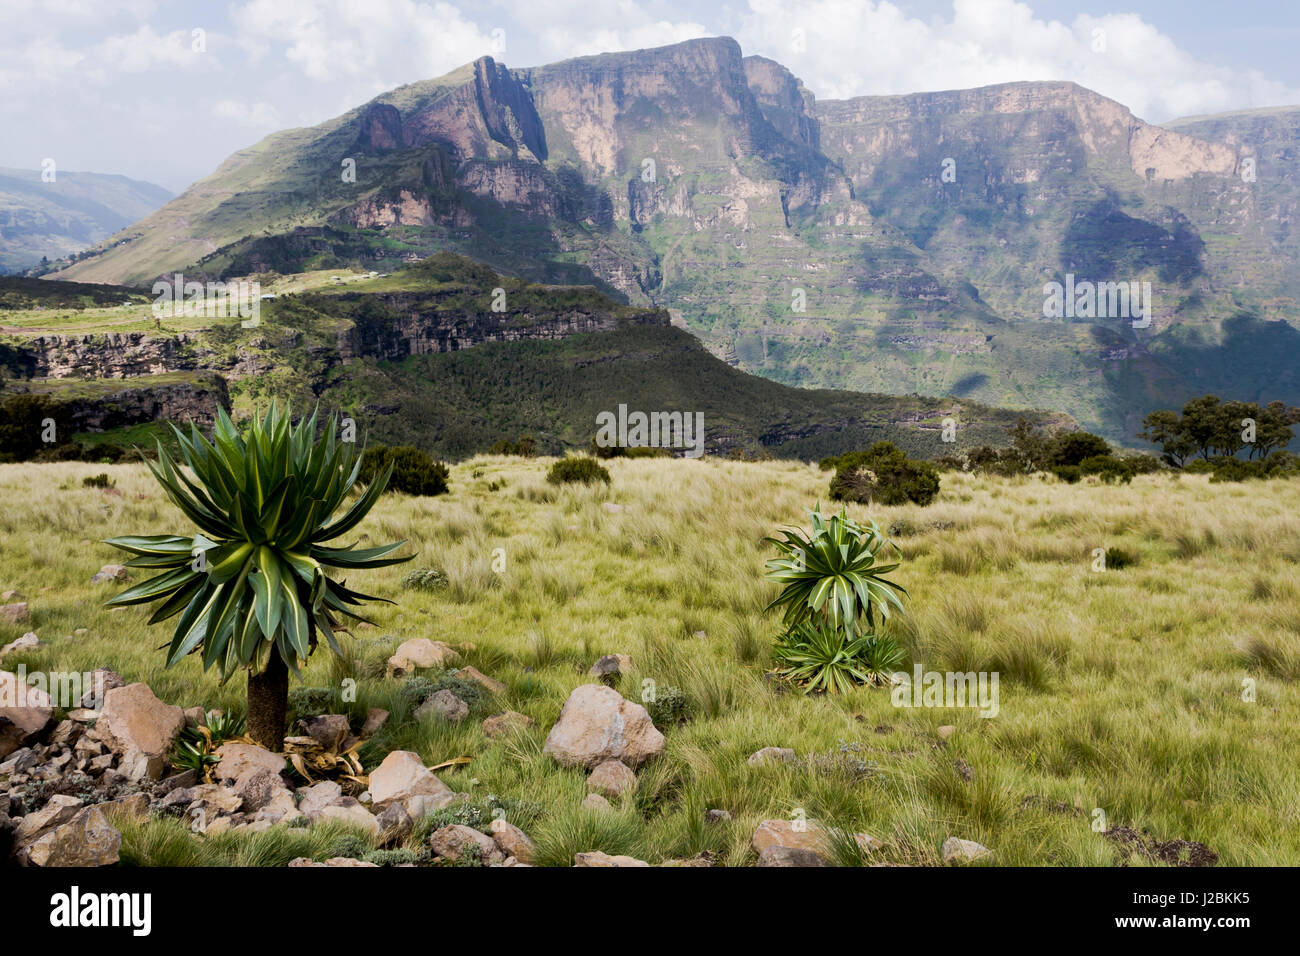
763;504;908;693
103;405;412;750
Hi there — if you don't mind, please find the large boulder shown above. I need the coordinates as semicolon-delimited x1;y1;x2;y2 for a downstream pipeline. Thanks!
385;639;459;677
543;684;665;769
95;683;185;781
367;750;458;817
22;806;120;867
0;670;53;759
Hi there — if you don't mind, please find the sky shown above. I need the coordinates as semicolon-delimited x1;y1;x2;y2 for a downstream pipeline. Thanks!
2;0;1298;192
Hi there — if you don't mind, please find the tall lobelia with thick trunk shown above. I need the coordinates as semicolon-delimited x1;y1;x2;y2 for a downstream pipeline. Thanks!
104;405;411;749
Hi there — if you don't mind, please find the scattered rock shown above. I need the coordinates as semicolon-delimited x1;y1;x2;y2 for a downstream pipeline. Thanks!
481;710;533;738
361;708;389;736
705;809;732;825
581;793;612;812
574;850;648;867
288;856;378;868
756;846;827;867
95;683;185;781
14;794;84;845
0;633;40;656
309;798;380;836
586;759;637;799
543;684;665;769
0;603;30;625
79;670;125;710
375;802;414;844
937;725;956;741
588;654;633;679
489;818;536;864
102;792;151;821
367;750;458;817
0;670;53;759
90;565;130;585
429;824;502;864
212;742;285;784
457;666;506;696
23;806;120;867
297;781;344;815
299;714;350;749
941;837;992;863
415;689;468;723
747;747;797;767
752;818;879;861
0;590;25;601
385;638;459;678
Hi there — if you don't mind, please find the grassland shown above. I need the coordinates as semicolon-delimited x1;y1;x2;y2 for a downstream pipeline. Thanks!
1;457;1298;866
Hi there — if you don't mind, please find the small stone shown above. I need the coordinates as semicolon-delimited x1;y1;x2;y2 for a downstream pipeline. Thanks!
704;809;732;825
586;759;637;799
429;824;502;864
385;638;459;678
361;708;389;736
103;792;151;820
747;746;796;766
481;710;533;738
299;714;350;749
588;654;633;679
601;502;624;514
0;603;30;625
73;628;88;637
573;850;648;867
0;590;25;601
457;666;506;695
415;689;468;723
309;798;380;835
937;725;956;740
0;670;53;759
90;565;130;585
297;781;344;815
581;793;612;812
1;633;41;656
941;837;992;863
488;818;536;864
367;750;457;817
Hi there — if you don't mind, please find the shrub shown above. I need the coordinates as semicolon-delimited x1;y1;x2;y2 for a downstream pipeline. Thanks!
1078;455;1135;484
1103;546;1138;570
401;565;449;591
1052;465;1082;484
645;685;691;728
359;445;450;496
82;473;114;489
546;456;610;486
490;436;537;457
288;686;339;725
1048;430;1112;467
828;441;940;506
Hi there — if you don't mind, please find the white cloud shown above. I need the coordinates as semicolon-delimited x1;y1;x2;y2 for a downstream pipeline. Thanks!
736;0;1300;121
212;98;281;130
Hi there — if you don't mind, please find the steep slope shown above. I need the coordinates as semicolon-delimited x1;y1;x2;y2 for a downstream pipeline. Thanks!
50;37;1298;441
0;168;171;273
12;254;1066;459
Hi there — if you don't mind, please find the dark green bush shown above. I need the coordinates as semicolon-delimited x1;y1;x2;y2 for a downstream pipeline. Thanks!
1052;465;1082;483
547;456;610;485
1048;431;1112;467
828;441;940;506
82;473;114;489
359;444;450;496
1079;455;1135;484
490;436;537;457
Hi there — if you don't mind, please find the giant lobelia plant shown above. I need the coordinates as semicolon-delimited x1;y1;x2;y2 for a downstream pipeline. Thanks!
104;405;411;749
764;505;908;692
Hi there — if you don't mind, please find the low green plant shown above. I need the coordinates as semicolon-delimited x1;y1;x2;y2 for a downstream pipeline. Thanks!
773;620;905;693
827;441;940;506
82;473;114;489
401;565;449;591
547;456;610;485
646;685;691;728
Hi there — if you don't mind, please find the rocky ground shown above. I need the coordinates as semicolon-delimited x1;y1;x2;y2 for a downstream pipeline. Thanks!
0;633;993;868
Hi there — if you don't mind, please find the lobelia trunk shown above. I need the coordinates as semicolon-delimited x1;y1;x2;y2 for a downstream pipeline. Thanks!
247;649;289;751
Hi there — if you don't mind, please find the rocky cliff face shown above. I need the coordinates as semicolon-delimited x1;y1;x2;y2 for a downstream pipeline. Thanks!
51;37;1299;440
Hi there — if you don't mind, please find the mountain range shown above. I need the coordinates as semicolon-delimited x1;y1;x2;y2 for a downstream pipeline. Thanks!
0;168;171;274
48;36;1300;442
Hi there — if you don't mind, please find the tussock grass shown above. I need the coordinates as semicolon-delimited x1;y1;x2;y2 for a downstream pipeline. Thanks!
2;460;1299;865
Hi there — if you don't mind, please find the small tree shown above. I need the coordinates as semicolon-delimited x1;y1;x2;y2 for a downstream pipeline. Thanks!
104;405;412;749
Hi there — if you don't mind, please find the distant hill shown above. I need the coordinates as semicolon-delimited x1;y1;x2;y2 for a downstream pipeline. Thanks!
0;167;171;274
